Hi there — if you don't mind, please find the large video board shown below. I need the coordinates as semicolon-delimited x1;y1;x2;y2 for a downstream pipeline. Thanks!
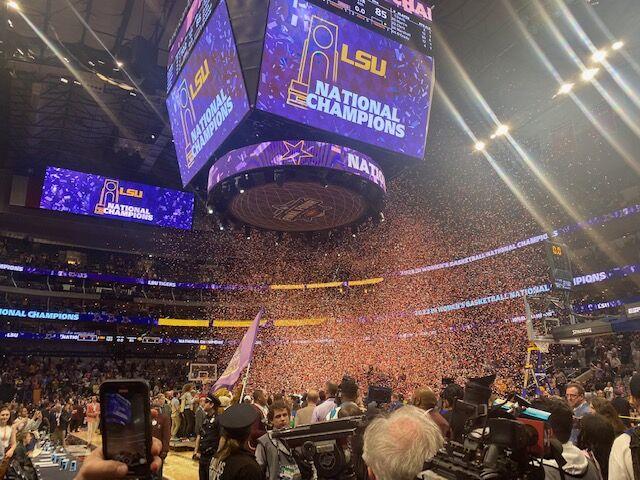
256;0;434;160
166;0;250;187
40;167;194;230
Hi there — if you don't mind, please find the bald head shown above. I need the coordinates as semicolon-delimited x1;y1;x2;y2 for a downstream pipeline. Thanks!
413;388;437;411
306;389;319;405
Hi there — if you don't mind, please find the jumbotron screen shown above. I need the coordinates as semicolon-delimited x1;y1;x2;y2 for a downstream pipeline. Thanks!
40;167;194;230
166;0;250;187
256;0;435;159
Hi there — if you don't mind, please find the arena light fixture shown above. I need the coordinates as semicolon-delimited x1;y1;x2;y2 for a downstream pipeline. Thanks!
611;41;624;51
494;124;510;137
207;207;214;215
556;83;575;96
116;60;124;68
474;141;486;152
7;1;20;11
581;68;599;81
60;77;68;84
591;49;608;63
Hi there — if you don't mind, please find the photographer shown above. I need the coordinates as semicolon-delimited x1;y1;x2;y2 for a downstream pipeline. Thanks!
255;400;301;480
440;383;463;425
363;405;443;480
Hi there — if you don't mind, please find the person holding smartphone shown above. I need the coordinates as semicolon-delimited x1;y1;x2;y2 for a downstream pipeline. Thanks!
74;437;164;480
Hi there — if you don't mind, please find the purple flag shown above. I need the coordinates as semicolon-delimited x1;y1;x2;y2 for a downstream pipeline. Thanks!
213;308;264;391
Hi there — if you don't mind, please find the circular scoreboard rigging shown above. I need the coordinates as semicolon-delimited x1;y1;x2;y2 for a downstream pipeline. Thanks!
207;140;385;232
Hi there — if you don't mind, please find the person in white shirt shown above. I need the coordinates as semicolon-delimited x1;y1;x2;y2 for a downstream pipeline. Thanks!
610;373;640;480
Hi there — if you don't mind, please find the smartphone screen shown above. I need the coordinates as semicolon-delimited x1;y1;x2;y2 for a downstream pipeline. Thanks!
101;380;151;476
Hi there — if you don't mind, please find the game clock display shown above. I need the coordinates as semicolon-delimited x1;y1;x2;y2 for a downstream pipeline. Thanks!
257;0;434;160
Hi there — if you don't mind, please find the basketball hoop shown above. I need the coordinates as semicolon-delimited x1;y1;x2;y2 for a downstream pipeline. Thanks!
533;341;550;353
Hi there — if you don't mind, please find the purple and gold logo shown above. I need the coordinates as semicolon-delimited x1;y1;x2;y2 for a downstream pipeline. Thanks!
273;197;327;222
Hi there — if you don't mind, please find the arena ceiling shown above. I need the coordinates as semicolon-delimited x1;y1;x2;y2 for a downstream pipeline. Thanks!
2;0;532;189
1;0;638;240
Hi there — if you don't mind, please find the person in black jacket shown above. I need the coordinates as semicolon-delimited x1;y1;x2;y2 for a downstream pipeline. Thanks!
210;404;262;480
194;396;222;480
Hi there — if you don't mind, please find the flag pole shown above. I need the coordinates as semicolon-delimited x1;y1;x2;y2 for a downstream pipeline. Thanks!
240;357;252;400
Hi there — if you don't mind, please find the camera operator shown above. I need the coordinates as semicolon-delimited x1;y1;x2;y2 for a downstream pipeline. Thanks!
542;400;599;480
255;400;301;480
439;383;463;425
363;405;443;480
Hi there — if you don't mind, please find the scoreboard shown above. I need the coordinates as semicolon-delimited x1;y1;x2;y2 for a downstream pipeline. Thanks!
166;0;436;186
307;0;433;55
546;241;573;291
257;0;435;160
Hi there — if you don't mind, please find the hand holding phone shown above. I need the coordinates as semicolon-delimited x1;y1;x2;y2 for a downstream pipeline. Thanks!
74;437;164;480
99;380;153;478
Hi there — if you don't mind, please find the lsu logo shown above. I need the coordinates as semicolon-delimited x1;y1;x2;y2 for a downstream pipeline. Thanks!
189;58;210;100
273;198;327;223
287;16;387;109
340;44;386;77
94;179;143;215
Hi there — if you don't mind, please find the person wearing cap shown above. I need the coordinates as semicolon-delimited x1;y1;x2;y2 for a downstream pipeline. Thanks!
194;395;222;480
210;403;262;480
609;374;640;479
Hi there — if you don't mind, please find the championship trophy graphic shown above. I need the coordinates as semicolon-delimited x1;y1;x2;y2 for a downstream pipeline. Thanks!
287;16;339;109
176;78;197;168
94;179;119;215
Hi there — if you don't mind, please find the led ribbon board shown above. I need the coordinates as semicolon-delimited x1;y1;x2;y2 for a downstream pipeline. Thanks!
166;0;250;186
40;167;194;230
256;0;434;159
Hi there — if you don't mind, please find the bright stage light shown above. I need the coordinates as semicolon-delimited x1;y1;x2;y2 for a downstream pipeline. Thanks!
474;141;486;152
581;68;599;81
7;1;20;11
612;41;624;51
557;83;574;96
207;207;214;214
60;77;68;84
592;49;608;63
116;60;124;68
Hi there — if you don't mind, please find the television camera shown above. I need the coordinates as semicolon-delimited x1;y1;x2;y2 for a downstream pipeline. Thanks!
423;376;566;480
273;415;367;480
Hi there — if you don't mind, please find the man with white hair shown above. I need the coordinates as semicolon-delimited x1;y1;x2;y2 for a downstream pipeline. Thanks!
363;405;443;480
